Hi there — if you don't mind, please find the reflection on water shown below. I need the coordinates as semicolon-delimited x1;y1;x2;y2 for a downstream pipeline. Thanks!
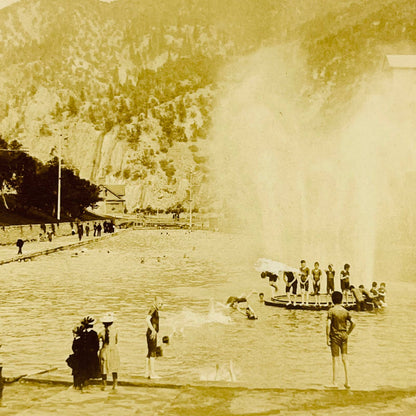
0;230;415;390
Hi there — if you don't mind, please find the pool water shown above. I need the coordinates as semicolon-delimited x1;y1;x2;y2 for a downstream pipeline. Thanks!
0;229;415;391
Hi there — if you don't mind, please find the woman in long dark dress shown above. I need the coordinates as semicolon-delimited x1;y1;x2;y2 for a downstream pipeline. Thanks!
79;316;100;387
69;326;83;389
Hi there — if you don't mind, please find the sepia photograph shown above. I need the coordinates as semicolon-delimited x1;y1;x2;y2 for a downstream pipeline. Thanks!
0;0;415;414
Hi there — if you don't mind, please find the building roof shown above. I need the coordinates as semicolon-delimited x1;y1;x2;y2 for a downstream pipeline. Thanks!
100;184;125;197
385;55;416;69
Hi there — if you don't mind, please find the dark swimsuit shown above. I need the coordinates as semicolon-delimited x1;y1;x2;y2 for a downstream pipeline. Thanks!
285;272;297;294
311;269;322;294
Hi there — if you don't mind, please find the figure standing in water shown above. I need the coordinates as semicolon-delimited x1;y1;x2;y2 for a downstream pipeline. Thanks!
311;262;322;306
340;264;351;305
145;296;163;379
326;291;355;389
99;313;120;390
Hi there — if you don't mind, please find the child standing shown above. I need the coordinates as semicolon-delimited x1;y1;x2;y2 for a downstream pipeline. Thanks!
326;291;355;389
325;264;335;296
340;264;351;305
311;262;322;306
99;312;120;390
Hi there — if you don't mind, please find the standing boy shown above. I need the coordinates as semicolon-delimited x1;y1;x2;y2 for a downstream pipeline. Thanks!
326;291;355;389
145;296;163;379
340;264;351;305
311;262;322;306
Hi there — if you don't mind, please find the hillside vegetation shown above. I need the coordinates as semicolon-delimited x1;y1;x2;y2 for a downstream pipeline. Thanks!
0;0;415;211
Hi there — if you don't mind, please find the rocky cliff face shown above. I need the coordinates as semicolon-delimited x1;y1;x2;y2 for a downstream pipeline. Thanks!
0;0;415;211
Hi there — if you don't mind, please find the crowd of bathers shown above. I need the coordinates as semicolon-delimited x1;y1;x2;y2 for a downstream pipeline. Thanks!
261;260;387;310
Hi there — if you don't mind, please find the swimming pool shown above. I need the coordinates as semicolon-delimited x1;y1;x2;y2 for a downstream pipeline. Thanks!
0;229;414;391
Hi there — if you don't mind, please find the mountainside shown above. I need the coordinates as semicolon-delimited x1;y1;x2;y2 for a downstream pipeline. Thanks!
0;0;415;212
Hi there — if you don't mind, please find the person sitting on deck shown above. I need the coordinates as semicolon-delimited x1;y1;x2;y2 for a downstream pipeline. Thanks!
311;262;323;306
358;285;380;309
284;271;297;306
378;283;387;306
370;282;382;308
349;285;365;311
260;271;279;300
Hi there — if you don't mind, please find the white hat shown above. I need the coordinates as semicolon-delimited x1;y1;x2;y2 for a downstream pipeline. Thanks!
101;312;115;323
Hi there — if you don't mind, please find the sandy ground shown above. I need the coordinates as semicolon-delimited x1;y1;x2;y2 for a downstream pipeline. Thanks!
0;381;416;416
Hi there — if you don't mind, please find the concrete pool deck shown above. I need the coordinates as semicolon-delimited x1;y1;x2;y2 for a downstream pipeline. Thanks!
0;230;127;265
1;372;415;416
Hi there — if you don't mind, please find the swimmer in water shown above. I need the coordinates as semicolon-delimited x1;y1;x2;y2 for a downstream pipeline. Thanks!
226;291;257;319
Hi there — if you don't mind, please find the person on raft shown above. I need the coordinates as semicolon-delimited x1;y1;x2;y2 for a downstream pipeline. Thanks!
284;271;297;306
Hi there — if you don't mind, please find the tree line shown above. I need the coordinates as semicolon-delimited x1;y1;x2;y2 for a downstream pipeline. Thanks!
0;136;101;219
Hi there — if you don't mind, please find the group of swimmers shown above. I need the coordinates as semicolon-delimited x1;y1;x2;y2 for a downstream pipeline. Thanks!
261;260;387;309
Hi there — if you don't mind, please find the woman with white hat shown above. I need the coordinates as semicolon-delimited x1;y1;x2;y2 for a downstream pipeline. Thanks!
99;312;120;390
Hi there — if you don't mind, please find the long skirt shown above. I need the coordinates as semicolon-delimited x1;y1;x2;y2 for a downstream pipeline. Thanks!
100;345;120;375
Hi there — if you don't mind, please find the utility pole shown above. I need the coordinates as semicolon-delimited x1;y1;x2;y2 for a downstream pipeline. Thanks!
57;134;62;221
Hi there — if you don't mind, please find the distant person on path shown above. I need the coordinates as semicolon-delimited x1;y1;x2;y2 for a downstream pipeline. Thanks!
99;313;120;390
326;291;355;389
145;296;163;379
85;223;90;237
97;223;102;237
77;224;84;241
79;316;100;388
16;239;24;255
93;222;97;236
340;264;351;305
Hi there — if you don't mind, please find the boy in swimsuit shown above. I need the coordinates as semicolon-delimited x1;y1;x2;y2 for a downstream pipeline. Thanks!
326;264;335;294
298;272;310;306
326;291;355;389
340;264;351;305
311;262;322;306
298;260;310;305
